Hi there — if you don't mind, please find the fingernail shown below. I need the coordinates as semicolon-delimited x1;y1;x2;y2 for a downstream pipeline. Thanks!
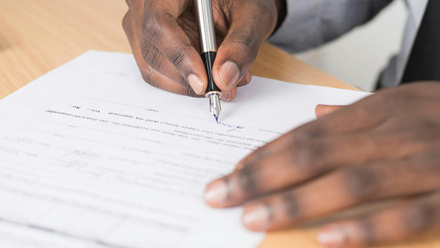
204;179;228;206
243;205;270;231
187;74;204;94
318;227;347;247
220;90;232;102
219;61;240;89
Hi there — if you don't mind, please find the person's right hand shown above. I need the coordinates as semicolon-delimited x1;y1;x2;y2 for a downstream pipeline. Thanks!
123;0;282;101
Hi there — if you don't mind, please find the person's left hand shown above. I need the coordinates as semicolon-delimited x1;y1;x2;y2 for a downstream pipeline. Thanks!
204;82;440;247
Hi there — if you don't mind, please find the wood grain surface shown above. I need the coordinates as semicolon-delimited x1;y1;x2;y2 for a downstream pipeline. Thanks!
0;1;438;247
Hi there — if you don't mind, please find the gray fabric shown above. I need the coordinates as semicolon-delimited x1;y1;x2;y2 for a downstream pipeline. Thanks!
380;0;428;88
268;0;394;53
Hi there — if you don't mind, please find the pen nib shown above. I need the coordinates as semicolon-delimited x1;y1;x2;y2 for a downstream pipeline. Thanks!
208;93;221;123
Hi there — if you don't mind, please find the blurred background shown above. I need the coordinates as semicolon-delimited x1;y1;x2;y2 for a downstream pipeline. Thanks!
294;0;407;92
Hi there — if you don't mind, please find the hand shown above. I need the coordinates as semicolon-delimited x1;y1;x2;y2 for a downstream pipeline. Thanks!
123;0;282;101
204;82;440;247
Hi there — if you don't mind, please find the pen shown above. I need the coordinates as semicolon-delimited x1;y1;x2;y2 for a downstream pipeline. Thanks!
195;0;222;123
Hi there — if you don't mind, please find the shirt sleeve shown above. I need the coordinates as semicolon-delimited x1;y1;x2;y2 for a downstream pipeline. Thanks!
267;0;394;53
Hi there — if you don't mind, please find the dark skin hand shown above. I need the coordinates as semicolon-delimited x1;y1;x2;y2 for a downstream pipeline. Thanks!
123;0;282;101
204;82;440;247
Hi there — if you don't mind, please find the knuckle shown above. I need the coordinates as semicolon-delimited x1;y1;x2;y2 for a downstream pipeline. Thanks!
344;166;380;201
142;15;162;42
244;1;273;19
237;166;259;197
292;126;321;144
291;129;312;145
238;150;270;170
125;0;133;7
141;42;166;71
357;218;376;245
253;149;271;163
412;119;440;142
122;12;131;33
289;131;308;159
168;47;187;68
228;31;260;59
292;143;323;171
404;202;437;233
243;1;277;30
379;89;415;110
419;118;440;130
282;191;301;221
290;131;327;172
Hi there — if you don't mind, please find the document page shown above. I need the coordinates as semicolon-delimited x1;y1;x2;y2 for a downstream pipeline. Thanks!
0;51;370;248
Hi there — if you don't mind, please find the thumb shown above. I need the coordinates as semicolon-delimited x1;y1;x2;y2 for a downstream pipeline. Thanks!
212;1;278;91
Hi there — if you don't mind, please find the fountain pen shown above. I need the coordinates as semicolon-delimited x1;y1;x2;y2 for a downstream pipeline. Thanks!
195;0;221;122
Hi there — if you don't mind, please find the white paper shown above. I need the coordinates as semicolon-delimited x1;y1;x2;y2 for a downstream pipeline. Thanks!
0;51;370;248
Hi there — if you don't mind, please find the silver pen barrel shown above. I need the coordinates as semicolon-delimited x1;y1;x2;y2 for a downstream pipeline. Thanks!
195;0;217;52
195;0;222;122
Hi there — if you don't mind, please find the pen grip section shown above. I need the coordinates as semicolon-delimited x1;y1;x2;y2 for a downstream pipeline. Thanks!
201;51;220;93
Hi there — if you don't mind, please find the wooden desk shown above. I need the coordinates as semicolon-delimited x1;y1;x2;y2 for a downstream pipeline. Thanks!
0;1;437;248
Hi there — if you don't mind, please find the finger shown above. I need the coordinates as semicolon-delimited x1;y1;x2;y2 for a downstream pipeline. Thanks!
142;0;208;94
220;110;440;208
239;87;440;172
232;96;388;173
123;10;197;96
304;101;384;137
239;154;440;231
224;134;402;207
126;1;191;91
212;1;278;90
220;88;237;102
137;38;197;91
237;71;252;87
309;85;440;137
315;104;344;118
237;103;385;170
318;190;440;247
219;71;250;101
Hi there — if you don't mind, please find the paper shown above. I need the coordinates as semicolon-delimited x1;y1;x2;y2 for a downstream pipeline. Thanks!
0;51;370;248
